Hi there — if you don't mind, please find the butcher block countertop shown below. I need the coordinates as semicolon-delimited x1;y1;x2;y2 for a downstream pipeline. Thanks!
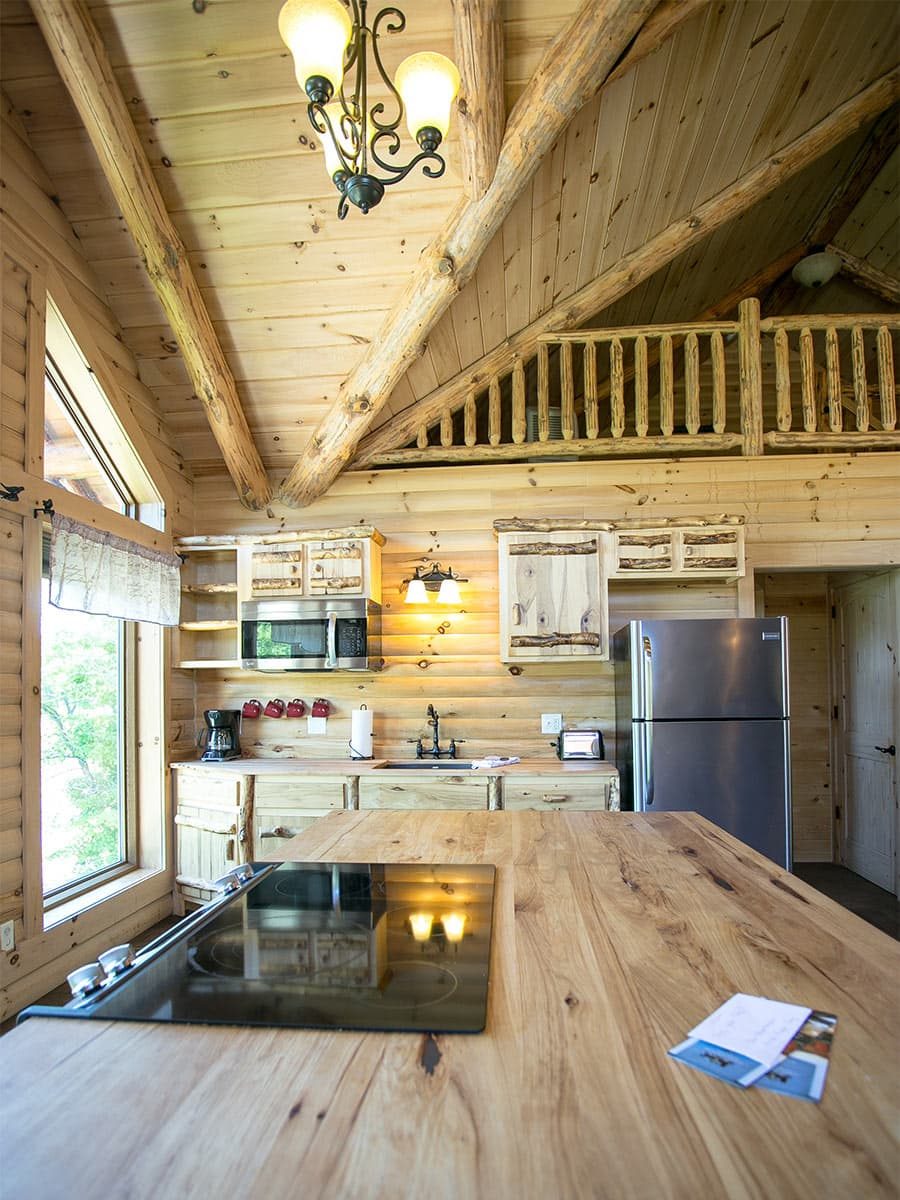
171;756;618;776
3;811;898;1199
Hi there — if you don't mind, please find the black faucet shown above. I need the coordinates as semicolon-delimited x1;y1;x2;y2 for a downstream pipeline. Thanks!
413;704;462;759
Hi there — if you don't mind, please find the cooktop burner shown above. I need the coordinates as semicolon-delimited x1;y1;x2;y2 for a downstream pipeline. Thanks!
21;862;496;1034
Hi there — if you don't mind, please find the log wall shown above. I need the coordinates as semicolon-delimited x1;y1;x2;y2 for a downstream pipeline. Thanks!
0;105;191;1019
187;453;900;863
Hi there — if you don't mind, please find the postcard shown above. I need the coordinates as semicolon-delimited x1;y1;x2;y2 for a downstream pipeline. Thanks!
668;1036;776;1088
687;993;811;1073
755;1011;837;1102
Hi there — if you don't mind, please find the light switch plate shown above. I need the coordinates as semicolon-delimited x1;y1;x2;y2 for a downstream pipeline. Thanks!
541;713;563;735
0;920;14;952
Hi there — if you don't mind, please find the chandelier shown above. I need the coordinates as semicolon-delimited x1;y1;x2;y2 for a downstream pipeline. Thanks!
278;0;461;219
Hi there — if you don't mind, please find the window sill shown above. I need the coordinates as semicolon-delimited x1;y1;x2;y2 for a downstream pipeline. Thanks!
44;866;169;930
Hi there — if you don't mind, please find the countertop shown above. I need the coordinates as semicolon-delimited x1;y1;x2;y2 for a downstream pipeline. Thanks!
170;756;619;776
3;810;897;1199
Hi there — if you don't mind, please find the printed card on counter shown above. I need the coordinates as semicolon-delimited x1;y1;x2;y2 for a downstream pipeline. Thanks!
668;994;835;1100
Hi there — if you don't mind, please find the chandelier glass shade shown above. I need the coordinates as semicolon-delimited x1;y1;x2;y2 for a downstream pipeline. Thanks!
278;0;461;219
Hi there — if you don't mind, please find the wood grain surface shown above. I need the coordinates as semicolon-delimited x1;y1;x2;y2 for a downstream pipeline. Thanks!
3;810;898;1199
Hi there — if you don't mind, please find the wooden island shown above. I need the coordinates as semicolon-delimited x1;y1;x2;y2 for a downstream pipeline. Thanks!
2;810;897;1199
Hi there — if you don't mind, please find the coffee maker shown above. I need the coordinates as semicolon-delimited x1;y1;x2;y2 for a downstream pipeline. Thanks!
200;709;242;762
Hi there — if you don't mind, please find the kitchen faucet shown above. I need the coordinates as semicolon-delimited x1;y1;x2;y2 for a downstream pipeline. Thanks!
413;703;462;758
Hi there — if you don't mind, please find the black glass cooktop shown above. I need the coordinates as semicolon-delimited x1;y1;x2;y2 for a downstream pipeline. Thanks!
22;862;496;1034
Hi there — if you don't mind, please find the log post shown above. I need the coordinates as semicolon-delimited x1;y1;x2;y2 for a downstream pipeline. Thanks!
451;0;505;200
877;326;896;430
739;298;764;456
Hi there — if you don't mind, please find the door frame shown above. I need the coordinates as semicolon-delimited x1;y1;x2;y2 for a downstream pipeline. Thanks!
828;568;900;895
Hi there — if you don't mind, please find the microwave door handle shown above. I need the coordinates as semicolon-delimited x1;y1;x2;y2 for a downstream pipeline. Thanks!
325;611;338;669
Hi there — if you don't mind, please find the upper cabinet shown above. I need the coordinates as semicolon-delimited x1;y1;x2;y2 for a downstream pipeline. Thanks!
497;529;609;662
609;523;745;579
238;529;383;603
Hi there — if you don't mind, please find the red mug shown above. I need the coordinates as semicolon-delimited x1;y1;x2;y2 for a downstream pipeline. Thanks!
242;699;262;719
286;698;306;718
311;698;330;718
263;698;285;718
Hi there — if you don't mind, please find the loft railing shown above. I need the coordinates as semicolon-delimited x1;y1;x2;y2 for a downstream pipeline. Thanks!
370;300;899;464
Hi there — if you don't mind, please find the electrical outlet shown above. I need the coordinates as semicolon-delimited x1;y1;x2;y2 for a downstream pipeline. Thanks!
0;920;14;953
541;713;563;735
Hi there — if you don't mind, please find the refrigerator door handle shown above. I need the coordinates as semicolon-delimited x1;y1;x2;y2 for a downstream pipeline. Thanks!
641;634;654;720
636;722;654;808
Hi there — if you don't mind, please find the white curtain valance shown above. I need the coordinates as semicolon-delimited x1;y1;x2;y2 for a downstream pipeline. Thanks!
49;514;181;626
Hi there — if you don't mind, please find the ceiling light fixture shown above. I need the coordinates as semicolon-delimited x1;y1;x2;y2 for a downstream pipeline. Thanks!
791;248;842;288
403;562;467;605
278;0;460;220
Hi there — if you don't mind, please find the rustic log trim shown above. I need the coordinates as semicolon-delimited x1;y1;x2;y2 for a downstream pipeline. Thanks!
451;0;505;201
617;534;672;547
682;532;738;545
510;633;602;648
175;527;386;548
764;431;900;449
355;69;900;466
493;515;743;533
508;541;598;556
367;433;744;466
828;245;900;307
277;0;682;505
617;558;673;570
682;557;739;570
29;0;271;510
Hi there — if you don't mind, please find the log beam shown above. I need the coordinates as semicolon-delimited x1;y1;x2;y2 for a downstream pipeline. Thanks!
278;0;662;507
29;0;271;509
451;0;505;201
355;68;900;464
828;245;900;307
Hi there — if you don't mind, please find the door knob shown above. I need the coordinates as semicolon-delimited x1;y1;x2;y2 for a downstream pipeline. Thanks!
874;744;896;756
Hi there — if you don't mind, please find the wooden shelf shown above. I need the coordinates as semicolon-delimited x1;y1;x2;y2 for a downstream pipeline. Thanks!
175;658;242;670
181;583;238;595
178;620;238;632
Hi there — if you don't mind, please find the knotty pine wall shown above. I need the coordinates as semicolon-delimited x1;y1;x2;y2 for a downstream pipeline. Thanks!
183;453;900;863
0;103;192;1019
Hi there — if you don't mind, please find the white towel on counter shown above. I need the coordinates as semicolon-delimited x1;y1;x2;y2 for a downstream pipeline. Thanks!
471;756;521;769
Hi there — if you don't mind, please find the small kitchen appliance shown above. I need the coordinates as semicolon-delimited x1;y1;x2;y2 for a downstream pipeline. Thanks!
18;860;497;1034
241;597;381;671
200;709;242;762
555;729;605;760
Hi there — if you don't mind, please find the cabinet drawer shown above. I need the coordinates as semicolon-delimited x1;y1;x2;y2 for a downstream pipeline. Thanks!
359;775;488;810
173;770;241;807
254;807;334;857
255;776;347;809
502;775;613;810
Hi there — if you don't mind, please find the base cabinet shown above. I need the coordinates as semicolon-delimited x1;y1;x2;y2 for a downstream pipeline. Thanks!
502;774;619;811
253;777;346;858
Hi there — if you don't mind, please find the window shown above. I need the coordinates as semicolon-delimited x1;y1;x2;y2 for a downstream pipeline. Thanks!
39;297;163;908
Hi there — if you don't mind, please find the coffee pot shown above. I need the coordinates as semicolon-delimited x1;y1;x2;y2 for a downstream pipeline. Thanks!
200;709;242;762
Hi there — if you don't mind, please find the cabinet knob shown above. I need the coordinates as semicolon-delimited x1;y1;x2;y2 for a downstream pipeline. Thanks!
512;603;523;626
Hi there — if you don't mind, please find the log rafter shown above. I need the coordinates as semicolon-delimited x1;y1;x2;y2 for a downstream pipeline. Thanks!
354;68;900;466
28;0;272;510
451;0;505;201
278;0;690;507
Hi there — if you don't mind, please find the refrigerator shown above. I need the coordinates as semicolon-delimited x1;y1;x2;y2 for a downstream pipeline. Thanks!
613;618;792;868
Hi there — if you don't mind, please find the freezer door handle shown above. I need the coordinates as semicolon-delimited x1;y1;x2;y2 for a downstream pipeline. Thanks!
636;722;654;808
640;634;654;719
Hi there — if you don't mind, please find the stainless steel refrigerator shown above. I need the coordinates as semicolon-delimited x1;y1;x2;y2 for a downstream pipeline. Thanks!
613;618;792;868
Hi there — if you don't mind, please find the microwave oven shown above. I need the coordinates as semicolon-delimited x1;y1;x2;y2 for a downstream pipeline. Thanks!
240;597;381;671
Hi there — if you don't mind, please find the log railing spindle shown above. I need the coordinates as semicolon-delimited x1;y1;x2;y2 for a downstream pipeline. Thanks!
440;407;453;447
659;334;674;436
710;330;726;433
417;424;429;449
489;376;501;445
561;343;575;439
799;328;816;431
537;343;550;441
464;390;477;446
512;359;527;444
684;332;700;435
825;327;842;432
584;342;599;438
851;326;869;431
610;337;625;437
774;328;791;431
877;326;896;429
635;334;649;437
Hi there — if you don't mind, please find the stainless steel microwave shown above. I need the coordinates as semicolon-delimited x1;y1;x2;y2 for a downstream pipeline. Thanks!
240;598;381;671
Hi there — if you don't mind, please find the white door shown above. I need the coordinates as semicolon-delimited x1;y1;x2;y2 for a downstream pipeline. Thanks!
833;571;899;892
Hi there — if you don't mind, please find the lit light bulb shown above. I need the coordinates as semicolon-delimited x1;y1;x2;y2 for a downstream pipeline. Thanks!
437;576;460;605
395;52;460;149
405;577;428;604
409;912;434;942
278;0;352;101
441;912;466;943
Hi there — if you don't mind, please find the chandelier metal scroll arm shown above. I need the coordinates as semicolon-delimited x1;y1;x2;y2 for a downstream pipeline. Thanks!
369;6;406;134
308;101;358;178
368;142;448;187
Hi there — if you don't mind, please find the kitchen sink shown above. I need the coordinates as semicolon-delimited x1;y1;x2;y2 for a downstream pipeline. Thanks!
377;761;474;770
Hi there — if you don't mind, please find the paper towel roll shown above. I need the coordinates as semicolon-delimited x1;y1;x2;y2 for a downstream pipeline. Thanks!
350;706;373;759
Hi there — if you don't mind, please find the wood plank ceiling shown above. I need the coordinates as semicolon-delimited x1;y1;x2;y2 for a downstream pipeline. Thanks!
1;0;897;495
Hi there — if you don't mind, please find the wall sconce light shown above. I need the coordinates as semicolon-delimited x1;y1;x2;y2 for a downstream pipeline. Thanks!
403;563;467;605
408;912;434;942
441;912;466;943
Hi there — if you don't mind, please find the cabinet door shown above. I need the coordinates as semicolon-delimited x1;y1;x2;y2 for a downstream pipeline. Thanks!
174;772;243;904
498;532;608;661
175;548;240;668
242;543;306;598
305;540;366;596
253;776;346;858
502;774;615;810
679;527;744;576
612;529;675;577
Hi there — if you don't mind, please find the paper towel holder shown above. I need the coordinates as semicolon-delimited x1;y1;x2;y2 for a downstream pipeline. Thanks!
348;703;374;760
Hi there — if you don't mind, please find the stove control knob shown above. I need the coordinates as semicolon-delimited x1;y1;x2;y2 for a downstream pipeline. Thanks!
67;962;106;998
213;863;255;893
98;943;136;977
